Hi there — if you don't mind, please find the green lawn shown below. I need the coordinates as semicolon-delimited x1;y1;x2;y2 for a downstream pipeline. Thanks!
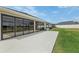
52;28;79;53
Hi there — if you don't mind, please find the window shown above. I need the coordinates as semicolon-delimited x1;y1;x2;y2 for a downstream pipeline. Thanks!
36;21;44;31
1;14;37;40
28;20;34;33
15;18;24;36
2;15;15;39
23;19;29;34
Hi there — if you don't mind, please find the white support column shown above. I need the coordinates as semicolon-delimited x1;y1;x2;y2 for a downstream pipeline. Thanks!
34;20;36;32
0;13;1;40
44;22;47;30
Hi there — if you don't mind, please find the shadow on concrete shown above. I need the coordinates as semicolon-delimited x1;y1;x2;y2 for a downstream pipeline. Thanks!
13;31;45;40
0;31;45;41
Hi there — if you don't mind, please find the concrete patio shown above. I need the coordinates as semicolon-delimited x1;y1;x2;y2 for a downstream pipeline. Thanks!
0;31;58;53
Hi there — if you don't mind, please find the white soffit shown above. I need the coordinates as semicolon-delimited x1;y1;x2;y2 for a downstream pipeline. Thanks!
0;7;47;22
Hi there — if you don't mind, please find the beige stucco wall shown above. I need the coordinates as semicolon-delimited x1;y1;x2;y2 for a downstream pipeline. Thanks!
56;24;79;28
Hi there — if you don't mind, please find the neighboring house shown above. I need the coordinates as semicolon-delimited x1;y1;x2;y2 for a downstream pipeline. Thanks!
55;21;79;28
0;7;53;40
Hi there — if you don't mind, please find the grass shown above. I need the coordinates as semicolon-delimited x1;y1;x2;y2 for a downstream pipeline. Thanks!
52;28;79;53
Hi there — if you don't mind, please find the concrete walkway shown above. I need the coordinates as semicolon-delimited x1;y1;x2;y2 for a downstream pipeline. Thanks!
0;31;58;53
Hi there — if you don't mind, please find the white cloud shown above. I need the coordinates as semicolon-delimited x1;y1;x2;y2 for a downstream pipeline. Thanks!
20;6;38;15
57;6;76;9
58;6;71;8
72;16;79;21
52;11;59;14
22;6;46;17
6;6;48;21
58;6;79;9
60;17;65;20
21;6;49;22
57;6;79;17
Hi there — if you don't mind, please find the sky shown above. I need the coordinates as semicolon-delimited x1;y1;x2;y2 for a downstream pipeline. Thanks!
5;6;79;24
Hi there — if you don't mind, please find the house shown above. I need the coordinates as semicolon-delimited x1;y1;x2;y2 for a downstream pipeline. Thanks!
0;7;53;40
55;21;79;28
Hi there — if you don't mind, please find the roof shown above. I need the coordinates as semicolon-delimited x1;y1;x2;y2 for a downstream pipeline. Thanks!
0;7;47;23
56;21;79;25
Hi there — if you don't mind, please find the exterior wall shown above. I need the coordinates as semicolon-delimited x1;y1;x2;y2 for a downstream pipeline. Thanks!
34;20;36;32
44;22;47;30
0;13;1;40
56;24;79;28
47;24;52;28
